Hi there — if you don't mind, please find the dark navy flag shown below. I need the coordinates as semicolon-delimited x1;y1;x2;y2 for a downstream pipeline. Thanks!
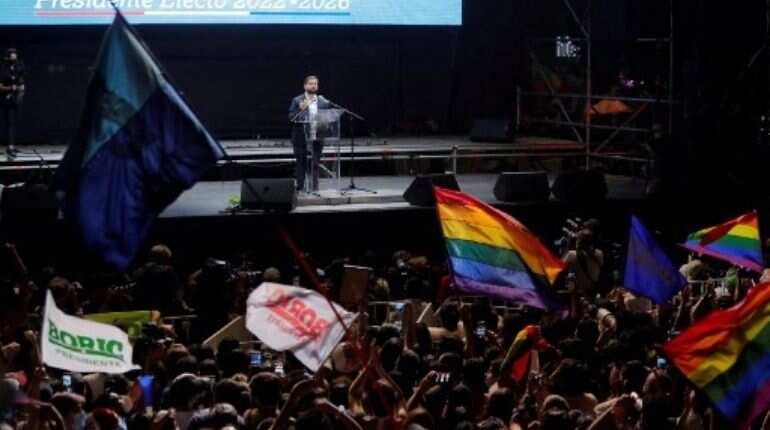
623;216;687;304
54;12;224;270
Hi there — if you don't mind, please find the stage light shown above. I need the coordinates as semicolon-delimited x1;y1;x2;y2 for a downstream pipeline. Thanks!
556;36;580;59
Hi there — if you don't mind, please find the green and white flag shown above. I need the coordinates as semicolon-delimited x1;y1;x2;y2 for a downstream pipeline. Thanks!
42;291;139;374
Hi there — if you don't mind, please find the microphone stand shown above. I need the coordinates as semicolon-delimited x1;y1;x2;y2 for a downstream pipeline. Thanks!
323;98;376;195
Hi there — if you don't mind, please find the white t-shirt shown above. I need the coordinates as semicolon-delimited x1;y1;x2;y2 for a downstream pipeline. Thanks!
306;93;319;140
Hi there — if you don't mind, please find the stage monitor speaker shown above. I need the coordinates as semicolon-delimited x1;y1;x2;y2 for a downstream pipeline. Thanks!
403;174;460;206
551;169;608;203
240;178;297;212
469;119;514;143
0;184;59;223
493;171;550;202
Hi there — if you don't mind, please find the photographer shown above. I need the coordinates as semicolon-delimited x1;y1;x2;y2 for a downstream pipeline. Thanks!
189;258;246;341
0;48;24;159
563;229;605;298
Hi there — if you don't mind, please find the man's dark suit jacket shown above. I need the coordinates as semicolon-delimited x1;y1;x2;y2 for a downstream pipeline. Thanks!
288;94;332;146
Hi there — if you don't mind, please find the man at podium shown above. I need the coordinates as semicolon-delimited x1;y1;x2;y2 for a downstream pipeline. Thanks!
288;75;332;192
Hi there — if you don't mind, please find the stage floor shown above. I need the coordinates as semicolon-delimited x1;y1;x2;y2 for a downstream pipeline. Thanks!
162;173;649;218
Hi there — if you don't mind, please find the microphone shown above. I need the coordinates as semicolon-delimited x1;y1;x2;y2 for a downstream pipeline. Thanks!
318;95;340;107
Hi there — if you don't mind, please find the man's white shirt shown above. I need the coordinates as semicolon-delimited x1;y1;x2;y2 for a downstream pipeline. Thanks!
306;93;318;141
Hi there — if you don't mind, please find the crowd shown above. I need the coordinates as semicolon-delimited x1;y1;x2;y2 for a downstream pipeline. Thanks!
2;217;770;430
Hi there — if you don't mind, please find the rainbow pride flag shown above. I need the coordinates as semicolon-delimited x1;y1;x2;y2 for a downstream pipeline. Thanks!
502;325;547;382
434;187;565;311
665;283;770;428
682;211;763;273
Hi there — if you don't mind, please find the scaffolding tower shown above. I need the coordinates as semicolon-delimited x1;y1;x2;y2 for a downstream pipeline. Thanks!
516;0;676;172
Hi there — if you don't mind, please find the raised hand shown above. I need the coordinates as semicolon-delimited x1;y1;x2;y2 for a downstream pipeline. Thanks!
416;371;438;393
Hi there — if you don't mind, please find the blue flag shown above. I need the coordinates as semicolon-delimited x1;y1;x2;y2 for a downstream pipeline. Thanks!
54;12;224;270
623;216;687;304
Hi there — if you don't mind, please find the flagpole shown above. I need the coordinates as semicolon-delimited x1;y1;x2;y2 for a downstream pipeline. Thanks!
274;225;371;366
274;225;351;335
39;294;51;367
757;209;764;267
106;0;357;357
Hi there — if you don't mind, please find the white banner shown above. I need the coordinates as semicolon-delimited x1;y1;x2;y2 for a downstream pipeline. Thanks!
245;283;357;372
42;291;139;374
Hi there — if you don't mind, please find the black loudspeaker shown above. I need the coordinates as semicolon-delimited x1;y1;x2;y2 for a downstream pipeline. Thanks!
551;170;608;203
0;184;59;223
240;178;297;212
403;174;460;206
469;119;514;143
493;171;550;202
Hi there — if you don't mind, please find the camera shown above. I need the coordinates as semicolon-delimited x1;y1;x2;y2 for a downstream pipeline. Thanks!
241;271;263;288
389;302;406;329
141;322;173;346
274;360;284;377
138;374;156;409
202;258;237;284
475;320;487;338
554;218;582;251
62;373;72;391
249;351;262;368
109;281;136;293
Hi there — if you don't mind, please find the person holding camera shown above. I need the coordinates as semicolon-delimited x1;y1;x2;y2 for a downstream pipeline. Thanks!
563;229;605;298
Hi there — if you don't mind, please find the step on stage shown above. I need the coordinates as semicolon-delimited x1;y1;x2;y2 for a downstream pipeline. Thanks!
0;135;585;168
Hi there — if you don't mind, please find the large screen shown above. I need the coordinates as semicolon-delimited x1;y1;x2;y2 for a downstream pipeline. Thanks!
0;0;461;26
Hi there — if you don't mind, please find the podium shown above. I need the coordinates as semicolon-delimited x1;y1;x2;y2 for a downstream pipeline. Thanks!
292;108;343;192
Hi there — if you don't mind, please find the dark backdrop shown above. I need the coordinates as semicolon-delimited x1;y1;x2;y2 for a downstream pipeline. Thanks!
1;0;768;168
0;1;531;144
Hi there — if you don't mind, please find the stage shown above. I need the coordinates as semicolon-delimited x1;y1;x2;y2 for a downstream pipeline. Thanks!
163;173;649;218
0;165;660;272
0;133;649;223
0;135;656;267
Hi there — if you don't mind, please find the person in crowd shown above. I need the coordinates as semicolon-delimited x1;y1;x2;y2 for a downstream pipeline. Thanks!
1;48;24;159
132;245;186;315
563;229;605;297
3;212;770;430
